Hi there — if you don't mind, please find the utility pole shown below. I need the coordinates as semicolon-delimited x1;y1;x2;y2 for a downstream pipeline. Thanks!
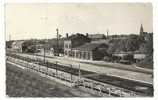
41;15;48;63
56;28;59;56
43;38;47;64
107;29;109;39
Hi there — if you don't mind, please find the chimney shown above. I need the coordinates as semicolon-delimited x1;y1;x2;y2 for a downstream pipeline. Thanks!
66;33;69;38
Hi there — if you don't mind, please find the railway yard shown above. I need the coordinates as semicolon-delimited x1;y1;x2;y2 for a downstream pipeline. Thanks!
5;3;154;98
6;52;153;97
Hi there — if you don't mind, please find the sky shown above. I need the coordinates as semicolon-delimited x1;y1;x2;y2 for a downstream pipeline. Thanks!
5;3;153;40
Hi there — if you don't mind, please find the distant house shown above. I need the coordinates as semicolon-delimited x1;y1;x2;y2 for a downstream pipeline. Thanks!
72;43;108;60
112;52;130;58
144;32;153;41
112;51;146;63
64;33;91;57
112;52;134;61
11;40;25;52
134;53;146;62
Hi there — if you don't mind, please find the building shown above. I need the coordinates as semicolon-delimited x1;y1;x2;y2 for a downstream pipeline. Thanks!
112;51;134;60
64;33;91;56
88;34;106;40
134;53;146;62
11;40;25;52
47;38;65;55
71;43;108;60
91;39;109;44
139;24;153;41
140;24;144;36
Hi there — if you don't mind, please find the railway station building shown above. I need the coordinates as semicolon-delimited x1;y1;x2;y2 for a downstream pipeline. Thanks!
64;33;109;60
71;43;108;60
64;33;91;57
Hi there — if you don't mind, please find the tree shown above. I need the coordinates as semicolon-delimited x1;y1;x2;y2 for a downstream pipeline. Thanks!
22;40;38;53
144;34;153;55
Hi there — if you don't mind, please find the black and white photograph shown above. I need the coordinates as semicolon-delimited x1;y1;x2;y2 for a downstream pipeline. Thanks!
5;2;153;97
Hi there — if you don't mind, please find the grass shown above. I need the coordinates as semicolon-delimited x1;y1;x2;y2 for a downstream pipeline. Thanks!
6;63;76;97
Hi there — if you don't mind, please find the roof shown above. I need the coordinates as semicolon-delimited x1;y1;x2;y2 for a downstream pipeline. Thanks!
91;39;109;44
88;34;105;39
72;43;108;51
66;33;88;40
12;41;25;47
134;54;146;59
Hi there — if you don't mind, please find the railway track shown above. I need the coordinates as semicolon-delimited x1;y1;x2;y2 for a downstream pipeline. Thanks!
6;53;153;96
7;60;120;97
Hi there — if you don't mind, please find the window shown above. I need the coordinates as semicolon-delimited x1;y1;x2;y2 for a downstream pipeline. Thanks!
83;52;86;59
79;52;82;59
87;52;90;60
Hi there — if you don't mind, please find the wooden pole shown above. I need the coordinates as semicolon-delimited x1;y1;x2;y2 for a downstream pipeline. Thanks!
107;29;109;39
56;28;59;56
107;88;111;96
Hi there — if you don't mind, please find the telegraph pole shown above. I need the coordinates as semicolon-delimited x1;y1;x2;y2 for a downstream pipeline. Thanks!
107;29;109;39
56;28;59;56
41;16;48;63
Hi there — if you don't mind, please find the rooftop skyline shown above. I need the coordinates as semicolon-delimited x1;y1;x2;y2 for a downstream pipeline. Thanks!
5;3;153;40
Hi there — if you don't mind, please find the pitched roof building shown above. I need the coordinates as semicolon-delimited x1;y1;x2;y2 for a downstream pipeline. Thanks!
71;43;108;60
88;34;106;40
64;33;91;57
